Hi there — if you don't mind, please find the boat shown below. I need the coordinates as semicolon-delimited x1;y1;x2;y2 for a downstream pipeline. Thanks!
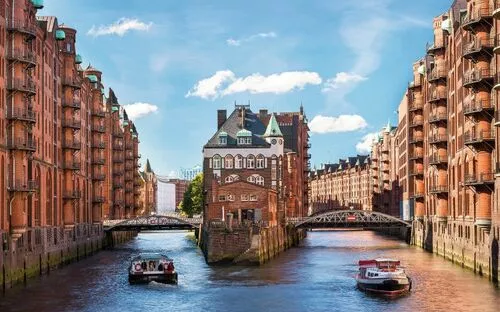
356;258;411;296
128;253;178;284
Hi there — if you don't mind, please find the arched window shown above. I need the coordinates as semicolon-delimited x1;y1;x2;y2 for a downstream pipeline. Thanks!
213;155;221;169
235;155;243;169
225;155;233;169
256;154;265;169
247;176;256;183
225;176;234;183
255;175;264;186
247;154;255;169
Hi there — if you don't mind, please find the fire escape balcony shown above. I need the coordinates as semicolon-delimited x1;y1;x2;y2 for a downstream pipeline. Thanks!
464;172;495;186
62;77;81;89
135;153;141;159
409;151;424;160
305;142;311;148
91;109;105;117
8;180;38;192
125;163;134;171
62;118;81;129
62;99;81;109
409;168;424;177
463;38;494;60
113;130;124;138
409;117;424;128
410;192;425;199
305;153;312;159
7;78;36;95
63;160;81;171
462;7;493;31
408;81;422;90
6;19;37;38
113;182;124;189
92;173;105;181
125;153;134;160
429;155;448;166
463;98;494;116
63;191;81;200
429;185;448;194
6;48;36;67
429;112;448;124
7;137;36;152
62;139;81;150
409;135;424;144
426;41;445;55
428;89;447;103
91;125;106;133
113;156;124;163
92;141;105;149
125;143;133;150
428;69;447;83
464;130;495;146
92;196;105;203
92;157;105;165
429;134;448;145
6;107;36;123
463;69;494;88
113;143;123;150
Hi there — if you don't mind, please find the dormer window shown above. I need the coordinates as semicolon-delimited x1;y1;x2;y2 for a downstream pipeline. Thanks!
236;129;252;145
218;131;228;145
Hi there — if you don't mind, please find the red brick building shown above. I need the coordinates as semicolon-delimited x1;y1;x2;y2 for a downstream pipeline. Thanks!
0;0;142;286
202;104;309;226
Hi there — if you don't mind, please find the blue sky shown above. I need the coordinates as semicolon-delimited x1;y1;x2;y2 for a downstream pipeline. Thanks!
43;0;451;176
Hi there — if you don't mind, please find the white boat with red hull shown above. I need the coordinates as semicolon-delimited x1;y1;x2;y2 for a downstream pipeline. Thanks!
356;258;411;296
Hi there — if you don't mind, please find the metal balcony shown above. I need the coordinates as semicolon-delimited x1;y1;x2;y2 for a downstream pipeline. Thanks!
113;131;124;138
408;81;422;90
113;170;124;176
62;99;81;109
63;191;81;200
463;38;494;60
6;107;36;123
410;192;425;199
429;112;448;124
135;154;141;159
92;141;105;149
464;130;495;146
426;41;445;55
7;137;36;151
63;161;81;171
114;200;124;206
62;77;81;89
463;69;494;88
113;156;124;163
92;158;105;165
8;180;38;192
6;19;37;38
409;151;424;160
428;69;447;83
305;153;312;159
113;183;124;189
7;78;36;95
91;125;106;133
113;143;123;150
6;48;36;67
409;168;424;177
91;109;106;117
93;196;105;203
409;135;424;144
464;172;495;186
429;185;448;194
62;118;81;129
428;89;447;103
125;154;134;160
62;139;81;150
92;173;105;181
462;7;493;31
463;98;494;116
409;117;424;128
429;155;448;166
429;134;448;145
125;143;133;150
305;142;311;149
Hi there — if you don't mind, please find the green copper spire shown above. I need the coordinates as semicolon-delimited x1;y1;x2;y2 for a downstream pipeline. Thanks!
263;113;283;137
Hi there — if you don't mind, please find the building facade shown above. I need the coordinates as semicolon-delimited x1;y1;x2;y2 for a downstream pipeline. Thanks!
0;0;142;286
179;165;202;181
202;104;309;227
137;159;157;216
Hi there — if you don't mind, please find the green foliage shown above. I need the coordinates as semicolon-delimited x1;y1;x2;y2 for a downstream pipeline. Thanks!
179;173;203;217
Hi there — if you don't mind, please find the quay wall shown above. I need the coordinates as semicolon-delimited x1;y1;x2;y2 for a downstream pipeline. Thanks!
0;227;136;290
200;221;305;265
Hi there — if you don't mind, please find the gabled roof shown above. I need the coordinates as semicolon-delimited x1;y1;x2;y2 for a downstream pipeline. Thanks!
205;106;269;148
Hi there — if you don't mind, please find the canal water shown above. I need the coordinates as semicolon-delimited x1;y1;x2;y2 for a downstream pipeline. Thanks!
1;230;499;312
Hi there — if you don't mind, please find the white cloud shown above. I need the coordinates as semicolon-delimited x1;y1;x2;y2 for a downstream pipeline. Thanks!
309;114;367;134
322;72;367;92
186;70;321;100
226;31;277;46
122;102;159;120
88;18;152;37
356;132;379;154
185;70;236;99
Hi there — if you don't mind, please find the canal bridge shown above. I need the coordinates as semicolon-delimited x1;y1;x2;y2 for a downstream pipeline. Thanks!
103;212;202;231
287;210;411;229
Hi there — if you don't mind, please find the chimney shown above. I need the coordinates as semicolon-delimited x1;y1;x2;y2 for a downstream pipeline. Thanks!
217;109;226;130
259;109;268;120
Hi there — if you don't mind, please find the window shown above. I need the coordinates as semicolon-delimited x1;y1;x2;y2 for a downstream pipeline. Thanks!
213;155;221;169
256;176;264;186
247;155;255;168
238;137;252;145
241;194;249;201
249;194;258;201
235;155;243;169
256;155;265;168
227;194;235;201
247;176;256;183
225;176;234;183
219;136;227;145
218;195;226;201
225;155;233;169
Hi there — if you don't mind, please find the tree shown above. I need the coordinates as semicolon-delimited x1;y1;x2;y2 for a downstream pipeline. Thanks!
179;173;203;217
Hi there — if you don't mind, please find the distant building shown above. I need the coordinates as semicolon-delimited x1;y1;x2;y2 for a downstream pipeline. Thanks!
179;165;202;181
137;159;158;216
157;178;189;213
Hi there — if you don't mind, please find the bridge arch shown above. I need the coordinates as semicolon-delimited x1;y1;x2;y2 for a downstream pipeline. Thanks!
292;210;411;229
104;214;202;231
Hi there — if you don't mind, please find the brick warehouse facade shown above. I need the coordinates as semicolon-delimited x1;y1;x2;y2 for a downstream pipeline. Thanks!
0;0;145;287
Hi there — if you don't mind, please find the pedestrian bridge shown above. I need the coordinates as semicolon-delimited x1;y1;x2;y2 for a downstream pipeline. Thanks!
287;210;411;229
103;213;202;231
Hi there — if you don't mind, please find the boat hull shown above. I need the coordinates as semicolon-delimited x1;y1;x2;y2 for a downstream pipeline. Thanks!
357;279;410;296
128;272;178;284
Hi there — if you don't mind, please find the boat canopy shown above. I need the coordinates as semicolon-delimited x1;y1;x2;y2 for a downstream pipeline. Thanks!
358;259;400;267
131;253;172;262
